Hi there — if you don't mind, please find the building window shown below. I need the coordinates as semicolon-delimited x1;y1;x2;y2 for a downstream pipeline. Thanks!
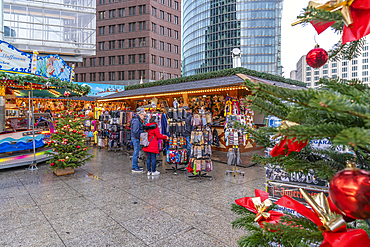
151;22;156;32
118;39;125;48
129;55;135;64
167;73;171;79
108;56;115;65
139;5;146;14
151;70;156;80
167;0;172;7
129;39;135;47
174;45;178;54
128;70;135;80
332;69;337;74
129;23;136;32
160;26;164;35
167;43;171;52
139;54;146;63
352;60;358;65
151;55;156;64
108;72;115;81
99;42;105;50
109;25;115;34
363;58;369;63
314;76;319;81
119;8;125;17
167;13;171;22
129;6;136;16
363;64;369;70
342;61;348;66
99;26;105;35
138;21;146;30
100;0;106;4
174;30;178;39
352;66;358;71
160;10;164;19
174;1;179;10
99;11;106;20
352;72;358;77
174;16;179;25
167;58;171;67
118;24;125;33
363;52;369;57
323;64;328;69
109;10;116;18
138;37;146;46
160;41;164;50
306;66;311;70
151;38;156;48
159;72;164;80
174;59;178;68
99;57;105;66
363;77;369;82
118;71;124;80
173;74;178;78
342;73;347;78
365;46;369;51
306;77;311;81
332;63;337;67
90;73;96;81
167;28;171;37
363;71;369;76
151;7;156;17
314;71;319;75
159;57;164;66
99;72;105;81
90;58;96;66
138;70;146;79
342;67;347;72
306;72;311;76
323;70;328;74
108;41;115;49
118;55;124;64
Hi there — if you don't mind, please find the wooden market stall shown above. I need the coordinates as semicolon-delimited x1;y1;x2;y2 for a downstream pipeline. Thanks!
97;69;305;158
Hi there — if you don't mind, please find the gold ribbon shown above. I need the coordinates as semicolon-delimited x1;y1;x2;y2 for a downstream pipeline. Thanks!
299;188;346;232
272;120;299;140
252;197;273;222
292;0;354;27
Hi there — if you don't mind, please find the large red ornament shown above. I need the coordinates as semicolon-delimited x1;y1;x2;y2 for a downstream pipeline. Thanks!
306;46;328;68
329;167;370;219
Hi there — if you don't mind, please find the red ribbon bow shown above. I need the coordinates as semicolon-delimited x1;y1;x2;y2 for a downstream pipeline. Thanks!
275;196;370;247
235;189;284;228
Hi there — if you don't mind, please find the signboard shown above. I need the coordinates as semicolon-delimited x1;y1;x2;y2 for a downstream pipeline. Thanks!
266;181;328;203
74;82;124;97
35;54;72;81
0;40;32;73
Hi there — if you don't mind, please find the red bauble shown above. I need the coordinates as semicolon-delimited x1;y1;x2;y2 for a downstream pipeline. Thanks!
328;196;356;222
329;168;370;219
51;163;55;166
306;46;328;68
77;145;80;149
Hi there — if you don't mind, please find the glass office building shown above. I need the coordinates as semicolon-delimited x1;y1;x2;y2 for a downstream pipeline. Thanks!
183;0;283;76
2;0;96;59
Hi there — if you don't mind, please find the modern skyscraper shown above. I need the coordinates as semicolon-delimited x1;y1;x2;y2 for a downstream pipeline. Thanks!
74;0;182;85
2;0;96;62
292;37;370;88
182;0;283;76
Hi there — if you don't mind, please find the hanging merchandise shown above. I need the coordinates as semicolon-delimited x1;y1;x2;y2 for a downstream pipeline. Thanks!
306;45;328;68
227;147;241;166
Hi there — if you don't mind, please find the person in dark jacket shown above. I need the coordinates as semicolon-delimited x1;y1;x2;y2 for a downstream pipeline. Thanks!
131;108;146;173
183;106;193;159
143;116;168;175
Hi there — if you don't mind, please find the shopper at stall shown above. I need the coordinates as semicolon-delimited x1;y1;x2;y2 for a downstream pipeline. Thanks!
131;108;146;173
183;106;193;159
143;116;168;175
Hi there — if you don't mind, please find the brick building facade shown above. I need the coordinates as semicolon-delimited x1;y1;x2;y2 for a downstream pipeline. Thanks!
74;0;181;86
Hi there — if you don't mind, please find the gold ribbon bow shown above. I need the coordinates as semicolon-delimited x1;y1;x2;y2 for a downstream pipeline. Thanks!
292;0;355;27
300;188;346;232
252;197;273;222
272;120;299;140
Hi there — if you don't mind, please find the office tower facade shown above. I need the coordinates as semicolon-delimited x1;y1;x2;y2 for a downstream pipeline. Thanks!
2;0;96;61
182;0;283;76
292;38;370;88
74;0;181;85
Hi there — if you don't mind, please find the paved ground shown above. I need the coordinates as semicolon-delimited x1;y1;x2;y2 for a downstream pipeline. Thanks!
0;147;266;247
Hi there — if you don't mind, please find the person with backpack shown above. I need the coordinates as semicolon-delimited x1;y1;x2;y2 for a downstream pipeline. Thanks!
131;108;146;173
143;116;168;175
183;106;193;159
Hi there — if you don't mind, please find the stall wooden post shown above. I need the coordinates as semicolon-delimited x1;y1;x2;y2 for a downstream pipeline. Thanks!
182;93;189;106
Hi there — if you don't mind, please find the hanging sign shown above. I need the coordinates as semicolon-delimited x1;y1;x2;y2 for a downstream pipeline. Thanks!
35;54;72;81
74;82;125;96
0;40;32;74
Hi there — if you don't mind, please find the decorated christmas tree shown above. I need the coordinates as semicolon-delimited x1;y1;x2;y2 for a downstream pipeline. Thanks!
46;107;92;172
231;2;370;246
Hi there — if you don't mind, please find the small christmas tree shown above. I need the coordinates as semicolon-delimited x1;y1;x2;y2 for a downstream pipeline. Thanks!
46;108;93;172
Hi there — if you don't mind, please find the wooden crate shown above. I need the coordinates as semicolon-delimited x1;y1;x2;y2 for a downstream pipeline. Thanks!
53;167;75;176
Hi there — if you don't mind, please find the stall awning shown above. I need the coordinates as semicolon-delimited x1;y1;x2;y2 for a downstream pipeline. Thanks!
12;88;85;98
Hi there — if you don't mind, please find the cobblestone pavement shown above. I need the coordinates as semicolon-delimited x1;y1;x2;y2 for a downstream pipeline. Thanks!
0;147;266;247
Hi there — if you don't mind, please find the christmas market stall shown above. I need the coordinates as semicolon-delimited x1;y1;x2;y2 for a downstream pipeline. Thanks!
96;68;305;165
0;40;90;169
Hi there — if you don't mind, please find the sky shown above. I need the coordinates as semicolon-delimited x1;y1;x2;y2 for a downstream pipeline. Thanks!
281;0;340;77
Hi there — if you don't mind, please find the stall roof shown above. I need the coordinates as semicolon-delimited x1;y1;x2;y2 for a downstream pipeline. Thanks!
16;95;97;101
98;73;304;101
